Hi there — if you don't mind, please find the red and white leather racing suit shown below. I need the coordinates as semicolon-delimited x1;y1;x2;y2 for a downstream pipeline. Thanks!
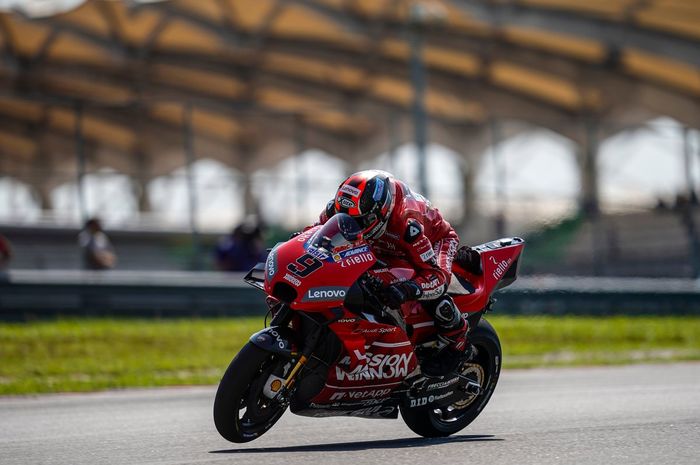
315;179;460;300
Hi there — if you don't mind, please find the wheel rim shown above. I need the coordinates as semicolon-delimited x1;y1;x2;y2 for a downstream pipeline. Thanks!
430;352;490;425
235;355;288;437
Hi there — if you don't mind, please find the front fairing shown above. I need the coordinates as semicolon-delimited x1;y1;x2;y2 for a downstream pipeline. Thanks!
264;227;377;311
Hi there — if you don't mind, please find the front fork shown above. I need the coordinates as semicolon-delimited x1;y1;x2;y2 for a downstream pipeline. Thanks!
248;306;323;405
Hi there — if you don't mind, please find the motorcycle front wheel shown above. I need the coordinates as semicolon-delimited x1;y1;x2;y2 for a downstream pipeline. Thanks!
213;342;289;443
400;318;502;438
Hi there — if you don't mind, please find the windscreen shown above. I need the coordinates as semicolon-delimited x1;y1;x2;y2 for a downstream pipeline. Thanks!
308;213;362;253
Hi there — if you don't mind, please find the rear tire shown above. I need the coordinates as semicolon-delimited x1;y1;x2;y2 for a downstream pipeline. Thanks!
213;342;289;443
400;318;502;437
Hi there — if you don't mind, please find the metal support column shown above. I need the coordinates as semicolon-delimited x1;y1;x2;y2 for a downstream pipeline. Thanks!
33;138;54;211
387;112;400;174
409;20;429;198
239;143;257;217
183;104;201;270
683;126;697;203
456;151;475;232
74;101;88;223
131;150;151;213
293;117;307;227
132;107;151;213
580;119;600;217
489;119;506;237
581;119;603;275
681;125;700;277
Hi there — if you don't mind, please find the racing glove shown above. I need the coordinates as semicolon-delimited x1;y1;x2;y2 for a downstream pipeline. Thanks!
380;280;422;308
456;246;482;276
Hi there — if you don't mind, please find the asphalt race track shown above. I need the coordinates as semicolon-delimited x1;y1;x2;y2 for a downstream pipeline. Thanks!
2;363;699;465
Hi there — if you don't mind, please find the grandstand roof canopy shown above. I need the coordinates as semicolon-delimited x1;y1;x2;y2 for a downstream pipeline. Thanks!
0;0;699;173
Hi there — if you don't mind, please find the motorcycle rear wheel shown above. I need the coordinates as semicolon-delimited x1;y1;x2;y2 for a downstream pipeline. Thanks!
400;318;502;438
213;342;289;443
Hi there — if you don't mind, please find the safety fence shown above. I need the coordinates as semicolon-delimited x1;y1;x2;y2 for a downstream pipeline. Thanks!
1;271;700;320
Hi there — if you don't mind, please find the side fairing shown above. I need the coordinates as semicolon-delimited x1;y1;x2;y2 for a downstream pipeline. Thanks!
292;317;416;419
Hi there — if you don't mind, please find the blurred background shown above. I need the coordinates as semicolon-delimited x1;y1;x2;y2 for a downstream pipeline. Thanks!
0;0;699;316
1;0;700;397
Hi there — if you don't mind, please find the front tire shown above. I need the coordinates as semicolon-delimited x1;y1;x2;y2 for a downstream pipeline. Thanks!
213;342;289;443
400;318;502;437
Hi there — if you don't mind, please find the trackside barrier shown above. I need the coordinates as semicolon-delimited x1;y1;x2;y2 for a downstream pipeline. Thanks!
497;276;700;316
1;271;700;320
0;270;264;320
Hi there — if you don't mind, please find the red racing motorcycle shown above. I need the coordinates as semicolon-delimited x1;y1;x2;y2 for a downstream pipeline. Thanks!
214;213;524;443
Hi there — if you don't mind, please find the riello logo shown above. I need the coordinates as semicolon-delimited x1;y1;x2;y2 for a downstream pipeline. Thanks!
341;252;374;268
491;257;512;281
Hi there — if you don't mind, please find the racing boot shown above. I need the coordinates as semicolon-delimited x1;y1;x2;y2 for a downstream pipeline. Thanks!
421;296;473;377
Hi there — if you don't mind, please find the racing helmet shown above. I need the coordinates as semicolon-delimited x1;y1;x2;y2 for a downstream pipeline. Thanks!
334;170;396;240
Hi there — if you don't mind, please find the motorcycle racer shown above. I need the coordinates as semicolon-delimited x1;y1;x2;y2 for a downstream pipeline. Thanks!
304;170;472;376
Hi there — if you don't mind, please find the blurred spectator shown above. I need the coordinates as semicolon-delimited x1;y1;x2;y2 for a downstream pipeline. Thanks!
654;198;669;211
215;219;265;272
78;218;117;270
674;193;690;210
0;233;11;278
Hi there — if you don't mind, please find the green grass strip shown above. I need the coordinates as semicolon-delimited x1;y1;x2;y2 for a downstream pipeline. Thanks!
1;316;699;395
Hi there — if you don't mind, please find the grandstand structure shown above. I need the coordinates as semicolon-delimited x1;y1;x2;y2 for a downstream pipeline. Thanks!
0;0;699;275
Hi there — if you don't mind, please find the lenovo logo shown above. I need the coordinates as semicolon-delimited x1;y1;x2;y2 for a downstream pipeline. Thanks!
302;287;348;302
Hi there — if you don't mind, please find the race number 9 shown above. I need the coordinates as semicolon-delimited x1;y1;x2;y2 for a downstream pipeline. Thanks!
287;253;322;278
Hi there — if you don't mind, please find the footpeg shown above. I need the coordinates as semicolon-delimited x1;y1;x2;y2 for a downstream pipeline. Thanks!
455;373;482;395
464;381;481;395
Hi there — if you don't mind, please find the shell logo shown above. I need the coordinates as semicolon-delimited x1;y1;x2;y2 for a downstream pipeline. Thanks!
270;379;283;393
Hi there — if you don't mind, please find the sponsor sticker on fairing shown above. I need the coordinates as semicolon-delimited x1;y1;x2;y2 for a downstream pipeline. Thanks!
306;246;329;261
341;245;369;258
492;257;513;280
356;326;397;334
339;185;361;197
340;252;374;268
295;230;313;242
302;286;348;302
283;273;301;286
329;388;392;401
265;249;277;278
335;352;413;381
